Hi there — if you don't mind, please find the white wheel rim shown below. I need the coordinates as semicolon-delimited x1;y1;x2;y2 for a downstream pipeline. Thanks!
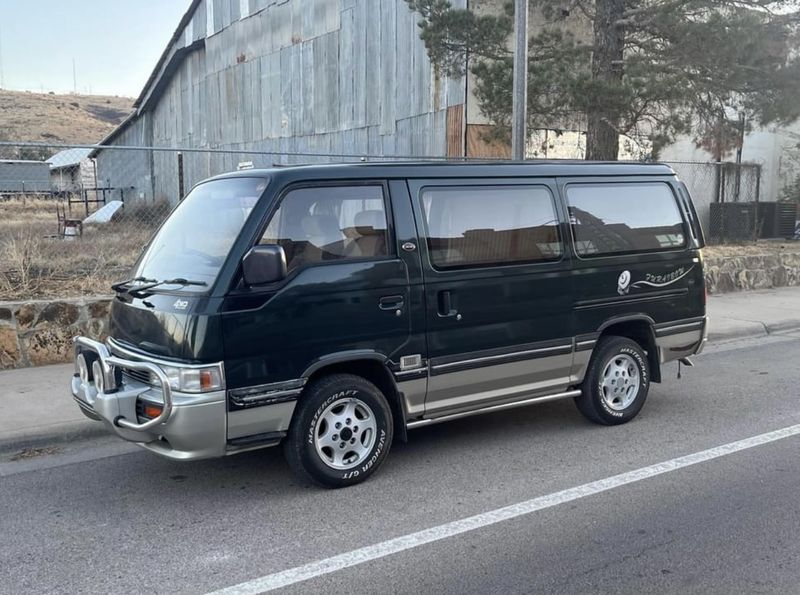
313;398;377;470
600;353;640;411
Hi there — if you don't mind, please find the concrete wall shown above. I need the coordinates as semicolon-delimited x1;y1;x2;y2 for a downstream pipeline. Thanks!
660;123;800;203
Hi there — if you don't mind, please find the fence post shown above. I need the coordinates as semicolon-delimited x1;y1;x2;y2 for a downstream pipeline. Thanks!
754;165;762;242
721;165;727;242
177;152;185;200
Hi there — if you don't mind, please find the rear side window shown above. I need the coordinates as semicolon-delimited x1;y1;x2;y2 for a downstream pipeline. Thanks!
566;183;686;256
421;186;562;269
260;185;390;272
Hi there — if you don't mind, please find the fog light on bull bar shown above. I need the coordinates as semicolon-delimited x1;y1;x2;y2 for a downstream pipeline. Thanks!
92;360;105;393
76;353;90;384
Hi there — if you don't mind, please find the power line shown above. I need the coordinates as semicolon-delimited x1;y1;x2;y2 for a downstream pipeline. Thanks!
0;140;506;162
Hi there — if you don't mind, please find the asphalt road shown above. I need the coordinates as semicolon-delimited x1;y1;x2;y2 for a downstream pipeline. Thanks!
1;332;800;595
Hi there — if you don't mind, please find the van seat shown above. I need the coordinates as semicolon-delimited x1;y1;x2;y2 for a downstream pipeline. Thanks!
344;210;387;258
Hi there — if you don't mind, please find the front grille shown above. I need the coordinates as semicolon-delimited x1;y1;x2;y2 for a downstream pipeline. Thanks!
122;368;154;386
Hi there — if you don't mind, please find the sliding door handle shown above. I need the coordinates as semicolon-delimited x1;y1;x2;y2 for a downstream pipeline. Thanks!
437;290;458;318
379;295;405;310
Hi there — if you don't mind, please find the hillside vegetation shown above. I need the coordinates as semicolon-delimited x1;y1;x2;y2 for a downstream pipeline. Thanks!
0;89;134;146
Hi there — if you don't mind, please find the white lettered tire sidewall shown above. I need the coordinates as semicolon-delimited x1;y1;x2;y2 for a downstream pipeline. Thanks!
284;374;394;488
577;337;650;425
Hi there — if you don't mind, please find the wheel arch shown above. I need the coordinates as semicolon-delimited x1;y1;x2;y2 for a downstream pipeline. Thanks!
597;315;661;383
302;353;408;442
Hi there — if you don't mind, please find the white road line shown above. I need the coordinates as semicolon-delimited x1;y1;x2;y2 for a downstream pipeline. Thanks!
207;423;800;595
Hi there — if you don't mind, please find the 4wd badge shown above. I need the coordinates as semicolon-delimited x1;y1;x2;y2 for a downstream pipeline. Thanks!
173;299;189;310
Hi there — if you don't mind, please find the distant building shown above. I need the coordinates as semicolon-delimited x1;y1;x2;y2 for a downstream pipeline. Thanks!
0;159;51;194
47;148;97;193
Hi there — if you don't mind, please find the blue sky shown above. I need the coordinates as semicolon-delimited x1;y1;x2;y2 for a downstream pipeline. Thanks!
0;0;190;97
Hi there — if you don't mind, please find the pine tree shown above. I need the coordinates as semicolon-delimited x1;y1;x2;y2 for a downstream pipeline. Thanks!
407;0;800;160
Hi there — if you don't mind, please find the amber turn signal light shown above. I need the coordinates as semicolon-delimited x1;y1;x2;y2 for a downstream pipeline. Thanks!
143;404;163;419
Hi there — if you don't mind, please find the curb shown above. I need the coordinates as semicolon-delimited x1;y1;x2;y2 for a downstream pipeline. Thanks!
0;419;109;455
1;320;798;453
707;320;800;344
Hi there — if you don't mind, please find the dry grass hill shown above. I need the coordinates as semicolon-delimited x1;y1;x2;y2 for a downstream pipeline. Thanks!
0;89;134;145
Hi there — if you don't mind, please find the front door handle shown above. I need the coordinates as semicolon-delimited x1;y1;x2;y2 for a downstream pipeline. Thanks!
379;295;405;311
437;290;458;318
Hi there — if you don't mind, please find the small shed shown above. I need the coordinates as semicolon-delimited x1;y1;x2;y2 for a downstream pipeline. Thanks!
0;159;51;194
47;148;97;192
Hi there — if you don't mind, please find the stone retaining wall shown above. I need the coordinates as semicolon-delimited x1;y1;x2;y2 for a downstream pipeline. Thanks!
0;250;798;369
0;297;111;369
705;252;800;294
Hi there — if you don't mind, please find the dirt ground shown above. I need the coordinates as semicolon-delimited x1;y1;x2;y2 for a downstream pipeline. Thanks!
0;89;133;145
0;198;166;300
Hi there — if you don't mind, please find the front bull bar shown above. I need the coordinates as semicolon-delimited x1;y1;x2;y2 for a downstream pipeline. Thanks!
74;337;173;432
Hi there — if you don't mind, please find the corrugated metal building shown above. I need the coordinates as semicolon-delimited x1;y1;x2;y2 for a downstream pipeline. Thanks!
0;160;52;194
94;0;468;203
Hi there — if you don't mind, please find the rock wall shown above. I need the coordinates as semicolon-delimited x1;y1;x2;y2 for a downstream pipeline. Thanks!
705;252;800;294
0;297;111;369
0;250;798;368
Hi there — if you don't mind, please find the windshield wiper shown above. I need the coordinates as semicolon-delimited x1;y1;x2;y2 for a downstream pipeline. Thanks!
111;276;155;293
127;277;208;298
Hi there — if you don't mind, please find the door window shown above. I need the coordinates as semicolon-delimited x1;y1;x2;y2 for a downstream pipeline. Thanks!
566;183;686;256
260;185;390;272
420;185;562;269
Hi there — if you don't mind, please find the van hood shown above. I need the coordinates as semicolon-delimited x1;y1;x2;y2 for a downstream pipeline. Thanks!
108;294;223;362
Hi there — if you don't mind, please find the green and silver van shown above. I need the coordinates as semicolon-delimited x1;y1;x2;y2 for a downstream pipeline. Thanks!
71;162;708;487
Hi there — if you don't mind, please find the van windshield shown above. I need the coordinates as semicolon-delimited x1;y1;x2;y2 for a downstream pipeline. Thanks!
133;177;268;292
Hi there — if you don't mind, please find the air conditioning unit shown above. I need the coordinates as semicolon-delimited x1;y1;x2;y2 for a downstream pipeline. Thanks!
754;202;798;239
709;203;756;242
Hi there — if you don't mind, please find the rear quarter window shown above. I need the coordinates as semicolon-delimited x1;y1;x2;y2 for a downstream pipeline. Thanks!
566;182;686;257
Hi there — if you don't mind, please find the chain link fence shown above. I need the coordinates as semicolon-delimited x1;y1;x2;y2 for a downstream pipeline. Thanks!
0;142;472;300
669;160;795;244
0;141;790;301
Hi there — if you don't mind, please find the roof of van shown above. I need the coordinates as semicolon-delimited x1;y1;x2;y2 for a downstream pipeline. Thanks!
206;160;675;183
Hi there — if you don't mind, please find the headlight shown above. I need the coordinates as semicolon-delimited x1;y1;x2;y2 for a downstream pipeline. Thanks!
158;365;223;393
92;360;105;393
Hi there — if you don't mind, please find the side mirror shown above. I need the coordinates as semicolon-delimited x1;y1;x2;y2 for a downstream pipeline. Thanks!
242;245;287;286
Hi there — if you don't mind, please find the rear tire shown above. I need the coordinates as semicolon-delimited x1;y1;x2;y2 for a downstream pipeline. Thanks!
283;373;393;488
575;336;650;425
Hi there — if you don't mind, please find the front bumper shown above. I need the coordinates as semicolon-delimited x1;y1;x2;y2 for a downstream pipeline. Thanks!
71;337;227;460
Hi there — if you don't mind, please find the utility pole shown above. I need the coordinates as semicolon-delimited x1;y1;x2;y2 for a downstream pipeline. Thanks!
511;0;529;160
72;58;77;94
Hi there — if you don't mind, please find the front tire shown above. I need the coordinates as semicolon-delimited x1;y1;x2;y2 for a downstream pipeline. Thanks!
284;374;394;488
575;336;650;425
